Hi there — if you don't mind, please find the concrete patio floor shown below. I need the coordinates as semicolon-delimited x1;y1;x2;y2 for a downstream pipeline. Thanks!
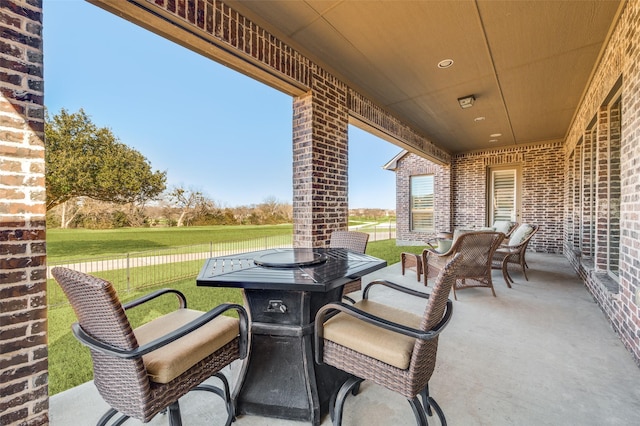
49;253;640;425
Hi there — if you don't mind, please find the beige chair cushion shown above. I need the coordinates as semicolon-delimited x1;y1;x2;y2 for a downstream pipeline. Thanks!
323;300;421;369
437;239;453;253
492;221;513;234
134;309;239;383
508;224;534;246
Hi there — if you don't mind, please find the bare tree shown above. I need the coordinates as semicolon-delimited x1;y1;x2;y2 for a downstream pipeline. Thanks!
167;186;214;226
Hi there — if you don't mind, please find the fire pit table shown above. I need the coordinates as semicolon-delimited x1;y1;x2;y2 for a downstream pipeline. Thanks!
196;247;387;425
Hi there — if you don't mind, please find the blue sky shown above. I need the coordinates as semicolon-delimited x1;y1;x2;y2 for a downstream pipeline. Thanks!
43;1;401;209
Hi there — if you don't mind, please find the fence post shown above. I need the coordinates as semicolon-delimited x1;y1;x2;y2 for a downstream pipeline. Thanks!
210;241;213;257
126;253;131;292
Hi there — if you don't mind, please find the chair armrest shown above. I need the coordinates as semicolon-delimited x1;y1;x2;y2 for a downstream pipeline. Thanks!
314;300;453;364
498;241;526;252
424;237;439;250
423;244;457;258
362;279;431;300
122;288;187;310
72;303;249;359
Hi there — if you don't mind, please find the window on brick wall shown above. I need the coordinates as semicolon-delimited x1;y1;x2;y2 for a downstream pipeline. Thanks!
488;167;521;223
581;125;596;260
410;175;434;231
573;84;621;285
607;95;621;279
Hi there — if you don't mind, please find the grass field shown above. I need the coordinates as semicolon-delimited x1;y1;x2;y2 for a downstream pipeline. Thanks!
46;224;294;260
47;225;419;396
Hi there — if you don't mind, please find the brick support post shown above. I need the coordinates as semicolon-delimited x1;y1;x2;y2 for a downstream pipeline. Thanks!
0;1;48;425
293;68;349;247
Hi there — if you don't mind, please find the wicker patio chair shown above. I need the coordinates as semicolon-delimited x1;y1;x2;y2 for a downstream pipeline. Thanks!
314;253;463;425
51;267;248;426
492;224;540;286
423;230;504;300
330;230;370;300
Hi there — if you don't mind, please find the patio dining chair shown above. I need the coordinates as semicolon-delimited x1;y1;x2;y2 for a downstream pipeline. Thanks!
314;253;463;425
423;230;504;300
492;224;540;286
329;230;370;301
51;267;248;426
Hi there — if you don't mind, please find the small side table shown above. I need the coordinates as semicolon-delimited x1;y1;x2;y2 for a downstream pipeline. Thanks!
401;252;423;281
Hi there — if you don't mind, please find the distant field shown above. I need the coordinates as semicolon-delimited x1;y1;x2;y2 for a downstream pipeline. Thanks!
46;221;396;260
46;224;293;260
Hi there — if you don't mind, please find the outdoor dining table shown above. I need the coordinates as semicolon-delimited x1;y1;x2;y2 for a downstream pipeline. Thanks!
196;247;387;425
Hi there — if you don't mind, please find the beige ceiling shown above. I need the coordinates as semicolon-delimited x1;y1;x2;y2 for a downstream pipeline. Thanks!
225;0;623;154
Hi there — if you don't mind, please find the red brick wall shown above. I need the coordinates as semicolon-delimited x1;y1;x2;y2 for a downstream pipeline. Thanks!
394;152;451;245
564;0;640;365
0;0;48;424
453;143;564;253
293;67;349;248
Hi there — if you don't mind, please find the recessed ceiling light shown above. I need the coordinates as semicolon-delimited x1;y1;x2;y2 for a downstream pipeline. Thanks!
474;116;486;122
489;139;499;143
437;59;454;69
490;133;502;137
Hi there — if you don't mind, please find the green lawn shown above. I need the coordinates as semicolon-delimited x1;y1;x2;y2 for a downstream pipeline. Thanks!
46;224;293;260
47;227;422;395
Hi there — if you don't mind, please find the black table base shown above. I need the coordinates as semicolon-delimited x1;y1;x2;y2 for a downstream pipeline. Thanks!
234;287;349;425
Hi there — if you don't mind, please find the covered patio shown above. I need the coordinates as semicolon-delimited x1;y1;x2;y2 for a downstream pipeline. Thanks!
2;1;640;424
50;253;640;425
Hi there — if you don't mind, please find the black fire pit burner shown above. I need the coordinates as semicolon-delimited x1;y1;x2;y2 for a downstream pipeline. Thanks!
254;249;327;268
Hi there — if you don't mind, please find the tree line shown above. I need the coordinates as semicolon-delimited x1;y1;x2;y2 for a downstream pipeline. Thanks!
45;108;391;229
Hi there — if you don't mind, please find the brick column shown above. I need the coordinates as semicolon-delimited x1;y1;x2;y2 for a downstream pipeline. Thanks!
293;68;349;247
0;1;48;425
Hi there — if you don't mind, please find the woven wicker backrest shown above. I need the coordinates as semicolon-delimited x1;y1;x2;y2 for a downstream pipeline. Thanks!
329;230;369;253
51;267;150;417
451;231;504;277
406;254;463;392
419;254;462;332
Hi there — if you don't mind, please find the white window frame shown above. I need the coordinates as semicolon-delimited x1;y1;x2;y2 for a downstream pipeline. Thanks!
410;175;434;232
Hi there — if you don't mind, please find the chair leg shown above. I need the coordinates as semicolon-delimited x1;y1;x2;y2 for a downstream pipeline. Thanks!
419;386;432;416
193;373;235;426
408;396;428;425
97;409;129;426
501;257;513;288
333;376;364;426
167;402;182;426
426;397;447;426
418;385;447;426
521;260;530;281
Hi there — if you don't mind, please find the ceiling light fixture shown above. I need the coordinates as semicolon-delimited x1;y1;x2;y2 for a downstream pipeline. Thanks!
489;139;499;143
437;59;454;68
457;95;475;109
490;133;502;137
474;116;486;122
